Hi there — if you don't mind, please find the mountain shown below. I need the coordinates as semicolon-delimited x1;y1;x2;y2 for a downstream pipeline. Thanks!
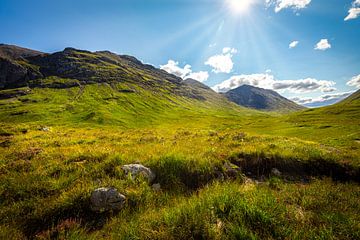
0;44;44;60
0;45;250;126
224;84;305;112
0;45;226;101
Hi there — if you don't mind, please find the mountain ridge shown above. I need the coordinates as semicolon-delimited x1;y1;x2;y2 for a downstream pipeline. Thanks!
224;84;305;112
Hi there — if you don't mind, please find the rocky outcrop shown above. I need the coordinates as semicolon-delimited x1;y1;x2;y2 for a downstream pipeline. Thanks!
0;57;43;89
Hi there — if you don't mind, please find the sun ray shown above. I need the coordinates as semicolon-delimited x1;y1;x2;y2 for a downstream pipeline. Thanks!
227;0;256;14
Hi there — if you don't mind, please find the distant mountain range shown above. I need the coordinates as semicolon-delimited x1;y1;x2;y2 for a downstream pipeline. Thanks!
2;44;354;114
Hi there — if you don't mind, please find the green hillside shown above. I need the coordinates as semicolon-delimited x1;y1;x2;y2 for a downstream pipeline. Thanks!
0;46;359;239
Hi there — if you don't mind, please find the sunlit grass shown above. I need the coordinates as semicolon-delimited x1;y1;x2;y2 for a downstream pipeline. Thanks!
0;85;359;239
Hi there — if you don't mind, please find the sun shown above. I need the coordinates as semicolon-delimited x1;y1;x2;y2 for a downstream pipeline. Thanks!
227;0;255;14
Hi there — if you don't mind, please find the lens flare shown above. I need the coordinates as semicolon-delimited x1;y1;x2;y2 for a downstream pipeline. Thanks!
227;0;255;14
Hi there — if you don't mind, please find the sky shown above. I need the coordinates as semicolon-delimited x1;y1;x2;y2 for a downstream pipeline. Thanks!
1;0;360;107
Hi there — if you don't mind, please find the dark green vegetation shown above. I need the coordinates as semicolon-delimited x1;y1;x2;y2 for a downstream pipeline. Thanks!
0;45;359;239
224;84;305;112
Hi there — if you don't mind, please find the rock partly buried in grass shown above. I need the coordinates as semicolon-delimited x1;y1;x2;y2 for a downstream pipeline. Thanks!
122;164;156;183
223;162;241;178
39;126;51;132
90;187;126;212
152;183;161;191
271;168;282;177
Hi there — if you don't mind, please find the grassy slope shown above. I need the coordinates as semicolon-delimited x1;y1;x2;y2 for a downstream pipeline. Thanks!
0;81;359;238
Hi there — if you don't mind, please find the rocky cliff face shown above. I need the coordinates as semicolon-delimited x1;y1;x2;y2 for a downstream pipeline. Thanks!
0;44;44;89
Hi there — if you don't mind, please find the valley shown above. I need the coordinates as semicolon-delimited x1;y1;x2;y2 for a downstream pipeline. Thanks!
0;45;359;239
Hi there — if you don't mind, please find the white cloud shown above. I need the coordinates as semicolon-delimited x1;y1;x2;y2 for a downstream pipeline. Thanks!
289;40;299;49
186;71;209;82
160;60;191;79
345;1;360;21
291;91;354;106
160;60;209;82
345;8;360;21
314;39;331;51
212;73;274;92
212;73;336;93
222;47;238;54
347;74;360;88
267;0;311;13
205;47;237;74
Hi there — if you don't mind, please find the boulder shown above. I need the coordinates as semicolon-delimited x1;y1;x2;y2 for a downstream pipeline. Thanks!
122;164;156;183
90;187;126;212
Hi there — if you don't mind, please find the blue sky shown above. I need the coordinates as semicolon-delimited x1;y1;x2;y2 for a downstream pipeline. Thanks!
1;0;360;106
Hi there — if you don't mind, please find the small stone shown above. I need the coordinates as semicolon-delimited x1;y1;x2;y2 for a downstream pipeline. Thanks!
152;183;161;191
40;127;51;132
271;168;281;177
244;177;254;184
90;187;126;212
122;164;156;183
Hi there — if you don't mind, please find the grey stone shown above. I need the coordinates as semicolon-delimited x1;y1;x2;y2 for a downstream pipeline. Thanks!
122;164;156;183
40;127;51;132
271;168;281;177
152;183;161;191
90;187;126;212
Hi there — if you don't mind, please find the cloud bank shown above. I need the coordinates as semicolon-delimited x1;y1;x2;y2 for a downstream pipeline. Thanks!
212;73;336;93
291;91;354;107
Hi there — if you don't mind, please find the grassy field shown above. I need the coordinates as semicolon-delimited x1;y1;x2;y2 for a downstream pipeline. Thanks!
0;85;359;239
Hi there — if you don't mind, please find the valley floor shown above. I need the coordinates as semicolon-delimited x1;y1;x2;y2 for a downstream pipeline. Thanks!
0;113;359;239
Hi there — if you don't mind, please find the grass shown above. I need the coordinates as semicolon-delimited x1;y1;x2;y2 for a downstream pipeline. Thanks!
0;84;359;239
